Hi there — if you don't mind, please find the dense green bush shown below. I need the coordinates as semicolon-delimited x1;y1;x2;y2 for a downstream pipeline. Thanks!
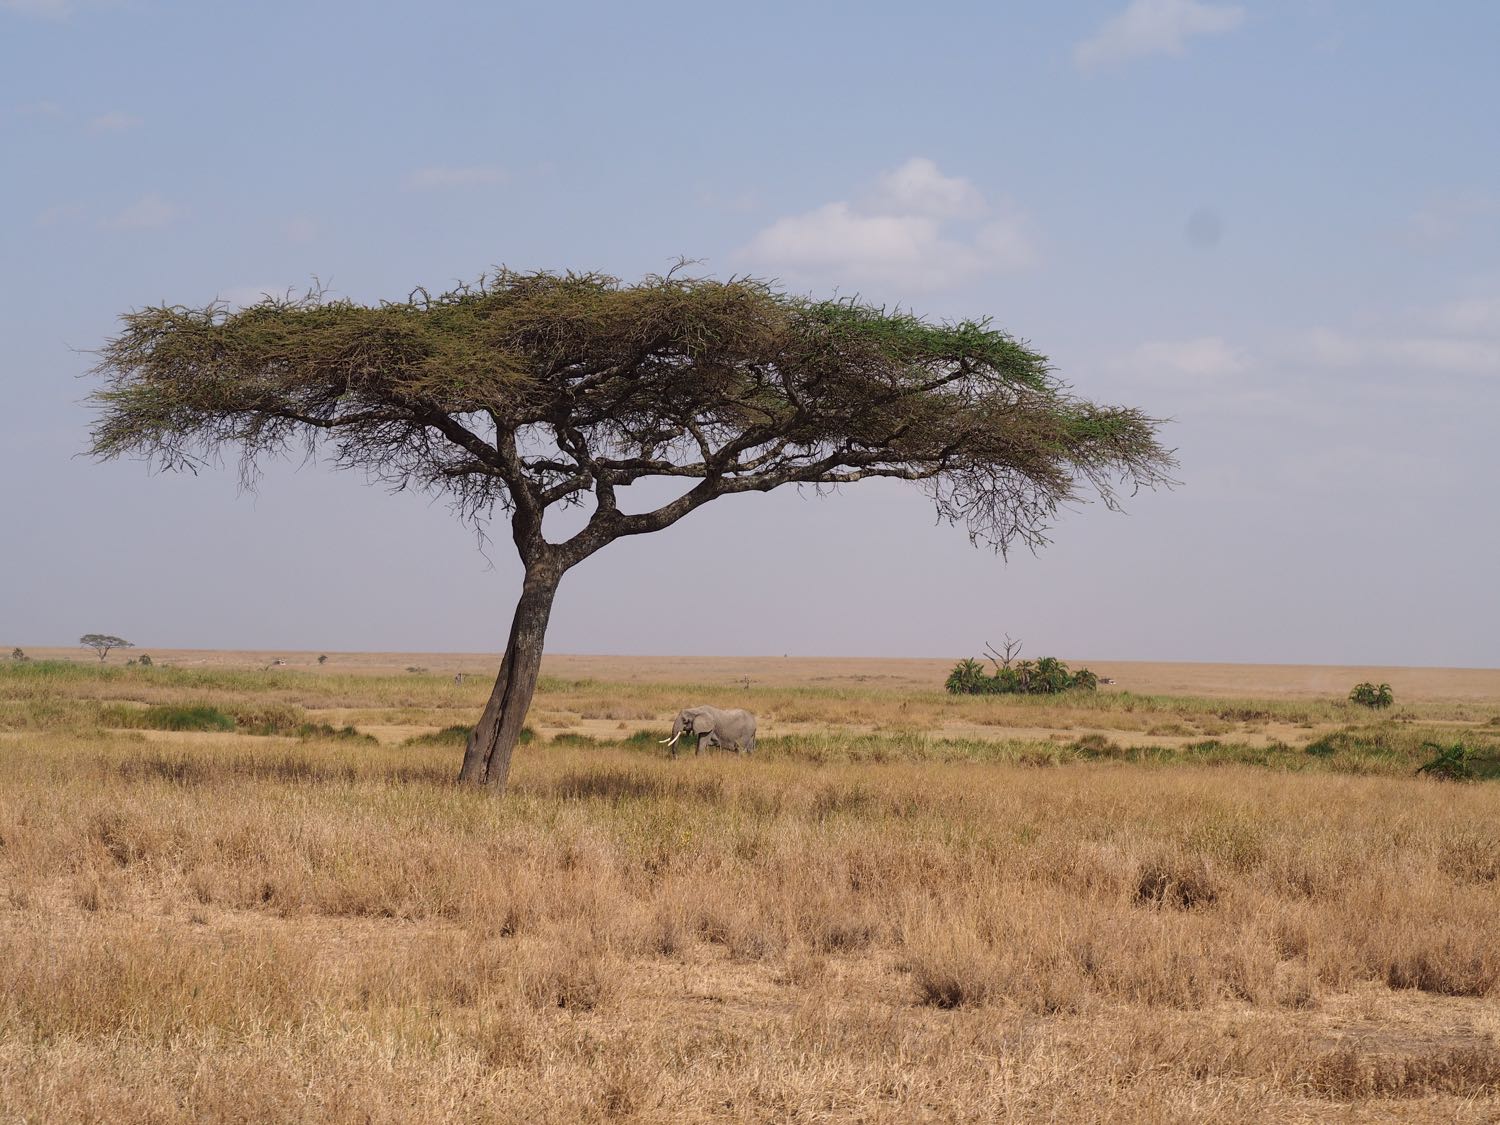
1417;741;1473;781
946;652;1098;695
1349;682;1393;709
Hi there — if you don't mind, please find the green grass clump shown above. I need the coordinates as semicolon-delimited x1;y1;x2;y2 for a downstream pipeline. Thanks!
404;724;474;748
293;723;377;744
403;724;536;748
137;704;236;732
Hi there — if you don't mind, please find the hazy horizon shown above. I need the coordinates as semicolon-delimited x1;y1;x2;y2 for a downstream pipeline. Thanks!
4;1;1498;667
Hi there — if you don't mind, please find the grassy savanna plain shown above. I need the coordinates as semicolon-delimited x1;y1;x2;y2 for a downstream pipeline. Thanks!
3;652;1500;1122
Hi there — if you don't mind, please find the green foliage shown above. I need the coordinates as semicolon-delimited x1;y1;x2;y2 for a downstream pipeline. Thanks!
1349;682;1394;709
137;653;152;667
944;659;988;694
90;270;1176;558
1069;668;1099;691
946;653;1099;696
138;704;236;732
1417;741;1474;781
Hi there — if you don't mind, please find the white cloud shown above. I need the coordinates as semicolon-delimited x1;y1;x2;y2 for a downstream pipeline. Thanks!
739;158;1035;291
103;192;175;229
89;111;141;132
869;157;986;219
403;166;508;190
1433;295;1500;337
1130;336;1249;381
974;216;1035;270
1305;328;1500;377
1075;0;1245;70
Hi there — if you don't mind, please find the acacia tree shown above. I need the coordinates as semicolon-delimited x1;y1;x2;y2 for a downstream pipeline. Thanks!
90;270;1175;790
80;633;133;662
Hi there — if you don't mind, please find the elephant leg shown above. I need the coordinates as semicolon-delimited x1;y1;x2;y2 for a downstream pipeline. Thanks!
696;733;708;756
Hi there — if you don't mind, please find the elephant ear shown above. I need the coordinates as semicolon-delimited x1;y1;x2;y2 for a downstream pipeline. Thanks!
691;711;715;734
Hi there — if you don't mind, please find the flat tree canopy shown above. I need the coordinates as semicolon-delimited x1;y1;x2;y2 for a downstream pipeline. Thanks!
80;634;133;662
90;269;1175;789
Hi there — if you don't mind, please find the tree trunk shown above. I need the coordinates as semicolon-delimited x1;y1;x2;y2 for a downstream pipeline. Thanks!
458;562;563;790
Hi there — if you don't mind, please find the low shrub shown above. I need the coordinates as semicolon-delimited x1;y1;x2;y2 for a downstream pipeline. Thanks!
1349;682;1394;709
1417;742;1474;781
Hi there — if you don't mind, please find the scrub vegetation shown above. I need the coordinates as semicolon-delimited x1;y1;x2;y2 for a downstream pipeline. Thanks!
2;655;1500;1121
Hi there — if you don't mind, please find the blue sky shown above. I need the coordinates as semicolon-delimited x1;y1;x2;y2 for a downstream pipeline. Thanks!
3;0;1498;665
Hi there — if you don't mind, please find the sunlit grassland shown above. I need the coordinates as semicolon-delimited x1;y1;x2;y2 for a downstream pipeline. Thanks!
2;659;1500;1121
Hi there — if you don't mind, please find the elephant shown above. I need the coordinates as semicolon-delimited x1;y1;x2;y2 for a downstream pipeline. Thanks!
660;705;757;757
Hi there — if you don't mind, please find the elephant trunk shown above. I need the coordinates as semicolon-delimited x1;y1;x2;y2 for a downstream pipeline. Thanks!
660;714;686;746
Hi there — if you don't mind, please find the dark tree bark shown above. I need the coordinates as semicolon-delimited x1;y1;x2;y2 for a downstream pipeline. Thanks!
459;561;563;788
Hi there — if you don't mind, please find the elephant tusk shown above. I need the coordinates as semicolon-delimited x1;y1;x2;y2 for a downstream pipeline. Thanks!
661;732;682;746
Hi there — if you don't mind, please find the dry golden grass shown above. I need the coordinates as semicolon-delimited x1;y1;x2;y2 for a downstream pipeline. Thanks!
2;655;1500;1121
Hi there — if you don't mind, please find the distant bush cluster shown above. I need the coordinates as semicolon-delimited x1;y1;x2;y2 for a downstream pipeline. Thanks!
1349;682;1393;709
946;637;1098;696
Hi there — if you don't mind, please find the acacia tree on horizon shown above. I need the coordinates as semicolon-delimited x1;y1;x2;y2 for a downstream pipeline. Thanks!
89;269;1176;790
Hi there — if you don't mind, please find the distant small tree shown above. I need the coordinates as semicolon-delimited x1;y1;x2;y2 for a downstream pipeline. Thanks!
317;654;328;665
137;653;153;667
80;634;133;662
10;647;27;662
1349;682;1393;709
89;270;1175;791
